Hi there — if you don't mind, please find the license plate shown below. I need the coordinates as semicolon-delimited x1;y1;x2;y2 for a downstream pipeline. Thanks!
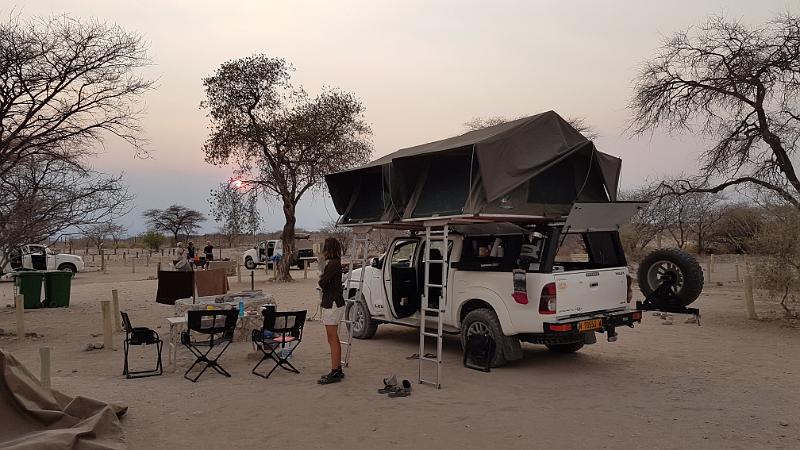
578;319;602;332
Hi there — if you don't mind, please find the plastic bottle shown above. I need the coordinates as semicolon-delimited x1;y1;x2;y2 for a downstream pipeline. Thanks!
238;300;244;317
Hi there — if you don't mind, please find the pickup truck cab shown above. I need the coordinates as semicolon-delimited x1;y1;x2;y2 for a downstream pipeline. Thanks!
346;223;643;366
2;244;85;277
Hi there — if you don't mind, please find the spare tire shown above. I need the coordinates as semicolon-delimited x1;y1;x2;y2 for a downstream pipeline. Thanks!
637;248;704;306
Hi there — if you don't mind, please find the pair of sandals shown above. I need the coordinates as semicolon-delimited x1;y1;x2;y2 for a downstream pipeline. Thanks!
378;375;412;397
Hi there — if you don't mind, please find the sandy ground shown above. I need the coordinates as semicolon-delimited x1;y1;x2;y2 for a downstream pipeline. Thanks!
1;257;798;450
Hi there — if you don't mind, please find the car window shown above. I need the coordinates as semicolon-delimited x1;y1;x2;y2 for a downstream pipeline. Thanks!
29;246;46;256
555;234;589;263
390;240;417;268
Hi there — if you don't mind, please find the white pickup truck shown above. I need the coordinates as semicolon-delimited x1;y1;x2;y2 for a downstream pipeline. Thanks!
344;214;703;367
2;244;85;277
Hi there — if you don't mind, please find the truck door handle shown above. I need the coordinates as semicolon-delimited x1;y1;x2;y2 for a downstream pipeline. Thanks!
590;282;599;288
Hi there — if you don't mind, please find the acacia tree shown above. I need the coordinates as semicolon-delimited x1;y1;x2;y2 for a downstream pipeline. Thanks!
143;205;206;245
0;15;149;269
202;55;373;281
630;13;800;208
208;182;261;247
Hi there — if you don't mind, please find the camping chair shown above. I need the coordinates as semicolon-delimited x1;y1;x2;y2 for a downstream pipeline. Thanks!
121;312;163;379
251;309;307;379
181;309;238;382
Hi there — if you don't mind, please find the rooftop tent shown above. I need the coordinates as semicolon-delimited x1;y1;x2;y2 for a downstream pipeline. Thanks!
324;110;622;225
325;162;397;225
391;111;622;221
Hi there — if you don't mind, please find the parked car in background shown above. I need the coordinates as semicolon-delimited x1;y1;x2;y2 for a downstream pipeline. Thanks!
243;234;315;270
1;244;85;278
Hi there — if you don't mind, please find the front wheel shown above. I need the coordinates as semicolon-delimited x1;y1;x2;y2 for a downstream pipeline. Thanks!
350;299;378;339
244;256;256;270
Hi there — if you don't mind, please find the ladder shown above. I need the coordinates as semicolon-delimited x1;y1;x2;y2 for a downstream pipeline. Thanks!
339;231;370;367
418;223;448;388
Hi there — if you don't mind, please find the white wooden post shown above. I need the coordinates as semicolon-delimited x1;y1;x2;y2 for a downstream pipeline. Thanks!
132;258;136;273
101;300;114;350
304;260;309;279
39;347;52;388
112;289;121;332
709;254;715;273
744;275;757;320
236;256;242;283
15;294;24;339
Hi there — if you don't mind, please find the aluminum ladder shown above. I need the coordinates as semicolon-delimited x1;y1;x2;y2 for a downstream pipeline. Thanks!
418;223;448;388
339;230;370;368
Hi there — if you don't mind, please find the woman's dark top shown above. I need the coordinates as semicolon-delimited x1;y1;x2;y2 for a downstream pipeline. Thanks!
187;245;195;259
318;257;345;309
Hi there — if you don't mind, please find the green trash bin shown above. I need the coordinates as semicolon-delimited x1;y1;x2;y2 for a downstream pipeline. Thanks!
14;271;45;309
44;271;73;308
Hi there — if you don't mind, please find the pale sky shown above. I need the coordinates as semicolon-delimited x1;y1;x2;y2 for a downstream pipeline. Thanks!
10;1;798;235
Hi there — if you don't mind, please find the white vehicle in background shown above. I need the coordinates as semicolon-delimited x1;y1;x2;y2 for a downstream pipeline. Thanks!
242;234;315;270
1;244;85;278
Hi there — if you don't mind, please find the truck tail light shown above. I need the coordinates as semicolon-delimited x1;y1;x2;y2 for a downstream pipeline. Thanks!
512;292;529;305
626;275;633;303
539;282;557;315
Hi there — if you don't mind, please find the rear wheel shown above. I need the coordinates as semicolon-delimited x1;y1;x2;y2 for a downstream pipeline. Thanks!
637;248;704;306
546;342;584;353
57;263;77;275
461;308;513;367
244;256;256;270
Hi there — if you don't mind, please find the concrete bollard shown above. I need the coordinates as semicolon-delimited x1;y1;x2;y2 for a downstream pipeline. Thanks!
101;300;114;350
39;347;52;389
112;289;121;332
15;294;24;339
744;275;757;320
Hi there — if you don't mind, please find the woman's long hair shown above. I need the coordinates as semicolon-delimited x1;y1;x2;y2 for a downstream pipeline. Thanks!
322;237;342;260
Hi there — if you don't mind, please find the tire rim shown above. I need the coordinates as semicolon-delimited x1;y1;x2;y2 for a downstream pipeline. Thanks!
646;260;684;294
466;321;491;337
351;303;365;333
60;266;74;273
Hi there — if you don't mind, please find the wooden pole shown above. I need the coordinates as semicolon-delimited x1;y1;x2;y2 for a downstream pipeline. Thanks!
157;261;162;274
101;300;114;350
735;256;741;283
706;259;713;284
709;254;715;273
39;347;52;389
303;260;309;279
236;256;242;283
744;275;757;320
146;255;150;267
250;271;255;291
112;289;121;332
14;294;24;339
101;249;106;274
132;258;136;273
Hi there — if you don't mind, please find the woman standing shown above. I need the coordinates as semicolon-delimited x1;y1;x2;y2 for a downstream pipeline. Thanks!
317;237;346;384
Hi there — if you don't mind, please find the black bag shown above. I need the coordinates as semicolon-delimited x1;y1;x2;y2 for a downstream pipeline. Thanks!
463;333;496;372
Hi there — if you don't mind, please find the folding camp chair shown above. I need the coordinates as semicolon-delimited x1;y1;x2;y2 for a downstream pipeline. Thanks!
181;309;238;382
251;309;307;379
121;311;163;379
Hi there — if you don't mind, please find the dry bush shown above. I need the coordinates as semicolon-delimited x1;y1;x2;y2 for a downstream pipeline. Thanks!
751;207;800;317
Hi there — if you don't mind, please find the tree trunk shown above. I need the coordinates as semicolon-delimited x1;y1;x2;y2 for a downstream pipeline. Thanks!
172;231;179;247
277;199;296;281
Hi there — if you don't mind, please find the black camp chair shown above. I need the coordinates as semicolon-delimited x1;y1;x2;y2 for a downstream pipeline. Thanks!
251;309;307;379
121;311;163;379
181;309;238;383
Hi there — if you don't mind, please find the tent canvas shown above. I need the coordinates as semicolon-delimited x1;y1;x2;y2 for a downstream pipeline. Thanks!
325;111;622;226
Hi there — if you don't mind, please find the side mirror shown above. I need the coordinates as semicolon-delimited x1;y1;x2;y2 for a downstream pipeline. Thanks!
370;257;381;269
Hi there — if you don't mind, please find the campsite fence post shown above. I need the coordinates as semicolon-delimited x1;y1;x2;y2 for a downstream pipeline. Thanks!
132;258;136;274
101;300;114;350
744;275;757;320
236;256;242;283
146;255;150;267
14;294;24;339
250;271;254;291
735;256;741;283
112;290;121;332
304;260;309;279
101;248;106;274
706;259;713;284
709;254;715;273
39;347;52;388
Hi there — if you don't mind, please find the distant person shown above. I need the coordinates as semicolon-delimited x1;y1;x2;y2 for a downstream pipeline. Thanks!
187;241;196;261
317;237;345;385
173;242;190;271
203;241;214;268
